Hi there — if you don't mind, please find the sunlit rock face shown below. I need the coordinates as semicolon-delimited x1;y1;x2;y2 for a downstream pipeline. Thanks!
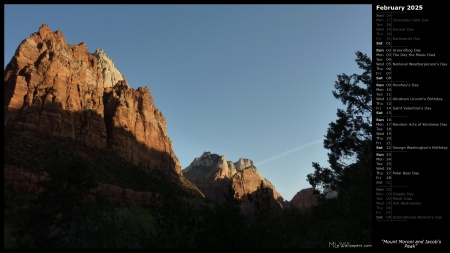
93;48;125;88
183;152;283;204
4;24;181;174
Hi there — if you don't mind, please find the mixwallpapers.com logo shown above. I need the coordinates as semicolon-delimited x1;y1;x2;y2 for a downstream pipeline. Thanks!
329;242;371;248
329;242;350;248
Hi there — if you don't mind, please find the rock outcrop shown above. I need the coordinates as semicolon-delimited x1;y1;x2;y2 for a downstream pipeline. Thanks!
183;152;283;205
93;48;125;88
289;188;318;212
4;24;180;174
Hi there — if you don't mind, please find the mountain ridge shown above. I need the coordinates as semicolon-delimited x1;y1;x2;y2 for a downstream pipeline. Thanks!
4;23;316;211
183;151;284;205
4;24;181;174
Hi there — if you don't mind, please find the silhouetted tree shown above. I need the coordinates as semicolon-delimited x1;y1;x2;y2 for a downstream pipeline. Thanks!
307;51;372;196
196;184;245;248
245;181;282;248
304;51;372;247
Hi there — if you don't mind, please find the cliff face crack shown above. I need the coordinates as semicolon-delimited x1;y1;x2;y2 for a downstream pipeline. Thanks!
77;84;82;108
35;50;48;69
14;67;34;119
241;173;245;193
40;88;49;114
137;94;147;138
102;90;118;145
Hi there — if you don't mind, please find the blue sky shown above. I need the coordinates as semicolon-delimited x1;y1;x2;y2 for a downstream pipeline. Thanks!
4;4;371;201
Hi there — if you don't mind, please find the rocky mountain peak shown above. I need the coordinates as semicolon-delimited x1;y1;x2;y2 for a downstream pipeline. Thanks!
4;24;181;174
234;158;254;172
93;48;126;88
183;152;283;205
182;152;228;177
201;151;212;157
38;23;51;39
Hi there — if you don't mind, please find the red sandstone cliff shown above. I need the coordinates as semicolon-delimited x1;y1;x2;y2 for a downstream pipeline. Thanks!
183;152;284;206
4;24;180;174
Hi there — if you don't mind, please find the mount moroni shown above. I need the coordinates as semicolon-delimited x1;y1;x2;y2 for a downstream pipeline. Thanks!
4;24;181;174
5;24;319;248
